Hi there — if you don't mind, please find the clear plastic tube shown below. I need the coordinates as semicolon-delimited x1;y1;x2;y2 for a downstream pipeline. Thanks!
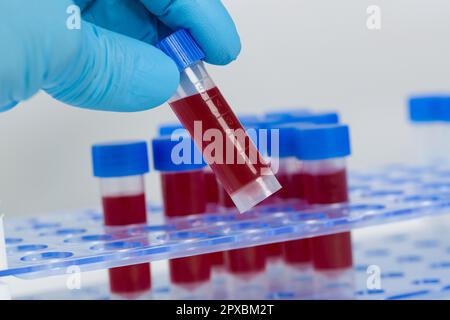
411;122;448;166
264;157;301;292
159;169;213;299
224;246;269;300
302;158;354;299
99;175;151;299
168;62;281;213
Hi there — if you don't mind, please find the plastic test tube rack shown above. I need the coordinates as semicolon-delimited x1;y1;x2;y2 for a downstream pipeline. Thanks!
13;212;450;300
1;163;450;280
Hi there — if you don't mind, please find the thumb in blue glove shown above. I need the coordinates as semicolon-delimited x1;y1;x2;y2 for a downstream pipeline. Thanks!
0;0;241;112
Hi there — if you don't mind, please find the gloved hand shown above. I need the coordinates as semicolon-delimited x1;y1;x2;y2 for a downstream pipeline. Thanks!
0;0;241;112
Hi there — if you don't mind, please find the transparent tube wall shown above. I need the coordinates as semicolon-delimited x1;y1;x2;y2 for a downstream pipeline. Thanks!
168;62;281;213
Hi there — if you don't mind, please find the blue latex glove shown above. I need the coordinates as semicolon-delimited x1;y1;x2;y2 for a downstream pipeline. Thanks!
0;0;241;112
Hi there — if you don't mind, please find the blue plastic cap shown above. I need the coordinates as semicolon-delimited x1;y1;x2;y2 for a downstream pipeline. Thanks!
238;114;260;126
156;29;206;71
263;111;340;126
304;112;340;124
92;141;149;178
152;135;206;172
239;117;275;132
295;124;351;160
265;109;311;118
158;123;185;136
408;96;442;122
239;118;302;158
269;126;298;158
440;97;450;121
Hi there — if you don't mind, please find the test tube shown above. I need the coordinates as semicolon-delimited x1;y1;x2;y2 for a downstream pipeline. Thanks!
158;124;220;213
296;124;354;299
205;115;260;212
408;95;447;165
266;112;340;208
259;125;304;293
224;245;268;300
201;164;228;298
91;141;151;299
209;119;269;299
152;135;213;299
157;29;281;213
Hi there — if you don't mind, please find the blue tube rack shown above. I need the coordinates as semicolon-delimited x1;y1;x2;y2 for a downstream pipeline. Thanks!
2;163;450;279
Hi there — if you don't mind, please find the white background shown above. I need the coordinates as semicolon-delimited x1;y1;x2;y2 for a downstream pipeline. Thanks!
1;0;450;216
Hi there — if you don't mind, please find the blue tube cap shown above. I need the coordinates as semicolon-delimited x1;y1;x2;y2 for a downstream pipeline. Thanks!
440;97;450;121
237;114;260;126
156;29;206;71
304;112;340;124
92;141;149;178
264;108;311;119
296;124;351;160
158;122;185;136
152;135;206;172
269;126;298;158
408;96;442;122
264;111;340;126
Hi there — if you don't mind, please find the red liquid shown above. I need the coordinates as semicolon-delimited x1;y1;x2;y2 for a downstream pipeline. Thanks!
219;185;272;264
264;243;283;259
282;172;310;265
305;168;353;270
204;169;219;207
218;183;236;209
225;246;266;277
188;170;225;267
161;170;212;285
170;255;211;285
302;169;349;205
290;172;307;201
102;193;151;296
311;232;353;269
161;171;206;217
254;171;290;208
274;172;291;200
102;194;147;226
283;237;312;265
209;251;225;267
109;264;151;295
169;87;271;196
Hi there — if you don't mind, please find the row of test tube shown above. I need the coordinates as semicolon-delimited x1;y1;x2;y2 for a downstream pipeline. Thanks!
90;109;354;300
